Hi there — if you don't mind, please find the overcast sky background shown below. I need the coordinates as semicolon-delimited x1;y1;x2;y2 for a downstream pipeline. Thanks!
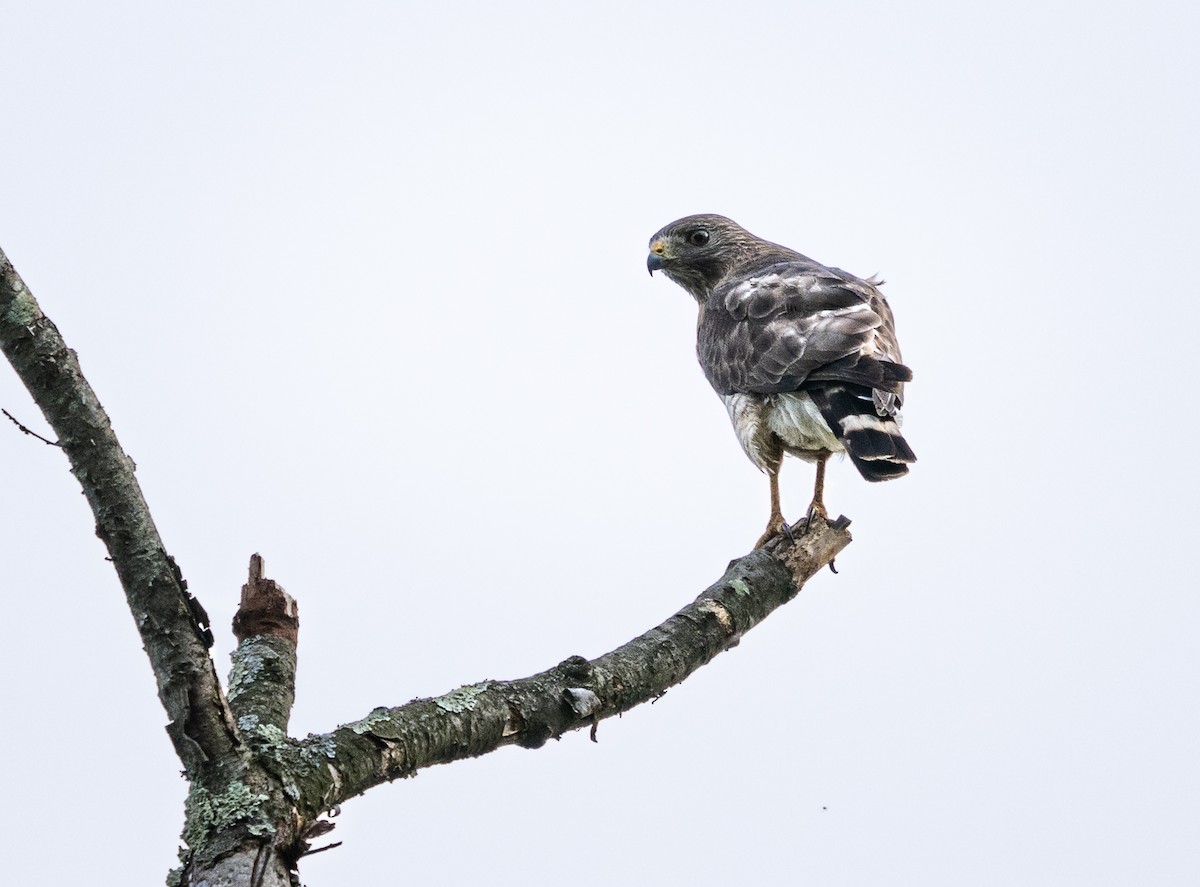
3;2;1198;884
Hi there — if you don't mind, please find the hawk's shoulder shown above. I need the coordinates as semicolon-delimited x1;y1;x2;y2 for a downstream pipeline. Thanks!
711;257;874;322
698;257;908;399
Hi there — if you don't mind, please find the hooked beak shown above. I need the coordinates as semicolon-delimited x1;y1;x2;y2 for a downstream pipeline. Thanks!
647;239;667;275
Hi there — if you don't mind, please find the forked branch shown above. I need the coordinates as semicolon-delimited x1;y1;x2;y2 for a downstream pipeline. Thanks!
2;244;852;886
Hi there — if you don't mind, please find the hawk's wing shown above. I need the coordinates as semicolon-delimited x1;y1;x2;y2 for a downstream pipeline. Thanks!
697;260;911;412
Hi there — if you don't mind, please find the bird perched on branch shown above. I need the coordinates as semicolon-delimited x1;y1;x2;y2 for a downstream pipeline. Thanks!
647;214;916;548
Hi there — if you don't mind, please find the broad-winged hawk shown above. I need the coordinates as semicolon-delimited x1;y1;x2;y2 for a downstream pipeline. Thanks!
647;214;916;547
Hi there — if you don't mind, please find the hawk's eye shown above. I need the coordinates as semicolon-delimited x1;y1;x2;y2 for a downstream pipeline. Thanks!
689;229;710;246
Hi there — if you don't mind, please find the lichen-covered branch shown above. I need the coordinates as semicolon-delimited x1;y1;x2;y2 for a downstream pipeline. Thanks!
229;555;299;734
3;244;853;886
278;518;850;817
0;247;237;774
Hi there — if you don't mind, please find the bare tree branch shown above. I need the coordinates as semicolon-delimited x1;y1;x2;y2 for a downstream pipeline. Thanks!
2;243;852;885
0;246;238;775
229;555;299;734
265;519;850;818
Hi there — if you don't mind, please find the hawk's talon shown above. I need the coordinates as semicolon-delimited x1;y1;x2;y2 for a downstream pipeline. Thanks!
800;501;828;536
754;514;789;550
782;517;806;537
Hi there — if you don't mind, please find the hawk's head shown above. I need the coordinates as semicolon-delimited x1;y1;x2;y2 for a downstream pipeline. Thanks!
647;214;769;300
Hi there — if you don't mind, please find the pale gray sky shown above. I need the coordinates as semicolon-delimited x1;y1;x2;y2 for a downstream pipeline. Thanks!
3;2;1198;884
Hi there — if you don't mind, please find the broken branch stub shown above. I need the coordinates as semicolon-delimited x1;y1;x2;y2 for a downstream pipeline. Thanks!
232;553;299;646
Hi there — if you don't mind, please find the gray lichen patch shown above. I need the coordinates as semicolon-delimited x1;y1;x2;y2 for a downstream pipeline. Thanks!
2;287;40;326
297;733;337;765
434;682;492;713
182;781;274;849
253;723;289;746
347;706;393;735
227;640;281;702
226;634;296;733
727;578;751;597
241;722;298;779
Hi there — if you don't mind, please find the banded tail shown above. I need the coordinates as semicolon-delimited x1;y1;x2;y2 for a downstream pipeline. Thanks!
809;382;917;482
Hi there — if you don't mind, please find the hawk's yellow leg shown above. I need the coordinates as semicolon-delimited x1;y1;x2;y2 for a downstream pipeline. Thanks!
805;454;830;528
754;469;787;549
755;454;832;548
